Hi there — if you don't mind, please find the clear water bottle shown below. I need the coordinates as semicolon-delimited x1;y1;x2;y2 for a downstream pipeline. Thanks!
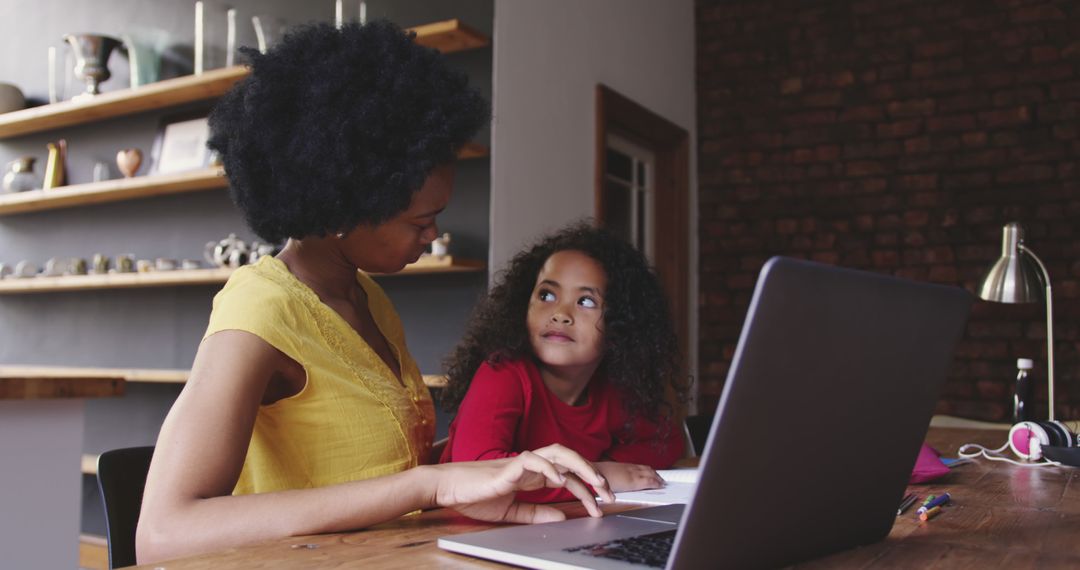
1013;358;1034;423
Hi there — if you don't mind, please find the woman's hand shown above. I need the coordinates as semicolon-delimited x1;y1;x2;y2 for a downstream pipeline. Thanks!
430;444;614;523
595;461;664;492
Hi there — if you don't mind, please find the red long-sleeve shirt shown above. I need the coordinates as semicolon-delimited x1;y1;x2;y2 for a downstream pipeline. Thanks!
440;358;684;503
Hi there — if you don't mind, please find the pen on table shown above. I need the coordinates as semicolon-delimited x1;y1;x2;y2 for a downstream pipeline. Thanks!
919;505;944;521
915;492;951;515
915;492;950;513
896;494;918;516
920;494;936;508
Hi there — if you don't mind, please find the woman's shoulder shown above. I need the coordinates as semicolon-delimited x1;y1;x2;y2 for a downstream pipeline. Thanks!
207;258;310;337
215;257;302;306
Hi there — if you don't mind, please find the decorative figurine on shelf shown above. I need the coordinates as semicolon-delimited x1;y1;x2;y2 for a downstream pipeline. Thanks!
431;232;451;257
155;258;179;271
40;257;68;277
90;253;110;275
2;156;40;193
63;33;122;99
70;258;88;275
13;260;37;279
42;139;67;190
247;242;277;264
204;233;249;268
116;148;143;178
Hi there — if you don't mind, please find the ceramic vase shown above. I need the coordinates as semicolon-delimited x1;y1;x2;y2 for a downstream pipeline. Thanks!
2;156;39;193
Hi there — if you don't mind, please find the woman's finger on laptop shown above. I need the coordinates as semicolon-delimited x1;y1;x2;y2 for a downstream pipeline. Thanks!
511;450;568;489
502;501;568;524
559;473;604;518
532;444;614;502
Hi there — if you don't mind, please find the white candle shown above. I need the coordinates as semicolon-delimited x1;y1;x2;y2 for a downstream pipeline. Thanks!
226;8;236;67
48;46;57;103
194;1;204;74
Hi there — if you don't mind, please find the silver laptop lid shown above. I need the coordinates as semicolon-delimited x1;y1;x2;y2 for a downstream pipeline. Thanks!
668;257;972;569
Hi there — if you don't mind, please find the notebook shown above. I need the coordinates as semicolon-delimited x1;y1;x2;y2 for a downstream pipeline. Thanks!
438;256;973;569
608;470;698;505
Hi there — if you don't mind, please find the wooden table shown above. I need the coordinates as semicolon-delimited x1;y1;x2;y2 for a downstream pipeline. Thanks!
0;371;124;570
128;427;1080;569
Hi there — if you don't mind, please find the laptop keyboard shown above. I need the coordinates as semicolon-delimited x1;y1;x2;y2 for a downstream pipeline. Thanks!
564;528;676;568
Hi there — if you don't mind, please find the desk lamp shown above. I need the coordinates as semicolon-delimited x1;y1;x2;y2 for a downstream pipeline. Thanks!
976;222;1055;420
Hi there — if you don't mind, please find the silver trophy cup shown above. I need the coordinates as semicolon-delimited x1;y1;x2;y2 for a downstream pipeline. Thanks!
63;33;122;100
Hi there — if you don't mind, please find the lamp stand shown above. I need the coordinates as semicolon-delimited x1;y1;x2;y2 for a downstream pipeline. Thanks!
1020;244;1055;422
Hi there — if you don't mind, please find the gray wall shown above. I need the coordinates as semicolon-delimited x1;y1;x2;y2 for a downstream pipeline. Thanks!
489;0;700;405
0;0;492;537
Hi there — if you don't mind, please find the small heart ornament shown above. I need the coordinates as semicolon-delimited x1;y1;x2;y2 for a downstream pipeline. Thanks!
116;148;142;178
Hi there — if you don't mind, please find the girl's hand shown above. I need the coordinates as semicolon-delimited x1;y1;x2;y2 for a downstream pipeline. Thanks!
595;461;664;492
430;444;614;523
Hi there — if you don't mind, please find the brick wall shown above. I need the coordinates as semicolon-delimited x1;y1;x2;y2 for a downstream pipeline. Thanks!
695;0;1080;421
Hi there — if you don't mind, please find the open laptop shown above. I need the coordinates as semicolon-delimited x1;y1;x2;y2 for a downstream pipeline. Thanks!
439;256;973;569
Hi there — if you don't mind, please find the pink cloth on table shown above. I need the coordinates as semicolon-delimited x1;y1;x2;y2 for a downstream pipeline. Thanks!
910;443;950;484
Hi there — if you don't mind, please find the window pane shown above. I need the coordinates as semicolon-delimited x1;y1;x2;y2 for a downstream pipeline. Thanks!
605;148;633;182
603;180;632;245
636;188;646;251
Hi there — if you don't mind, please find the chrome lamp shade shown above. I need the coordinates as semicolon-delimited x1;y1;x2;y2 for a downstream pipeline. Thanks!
978;225;1045;303
976;222;1055;420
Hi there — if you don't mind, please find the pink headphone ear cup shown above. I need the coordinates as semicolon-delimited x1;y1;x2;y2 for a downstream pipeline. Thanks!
1010;422;1048;460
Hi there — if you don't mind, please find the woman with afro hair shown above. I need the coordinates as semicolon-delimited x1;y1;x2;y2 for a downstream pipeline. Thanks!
138;21;612;564
440;222;688;501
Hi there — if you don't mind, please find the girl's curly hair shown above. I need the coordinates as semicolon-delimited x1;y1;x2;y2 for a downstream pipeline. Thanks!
208;20;490;243
442;222;686;423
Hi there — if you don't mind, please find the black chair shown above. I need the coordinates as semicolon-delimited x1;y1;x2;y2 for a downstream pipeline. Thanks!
96;446;154;569
684;414;714;457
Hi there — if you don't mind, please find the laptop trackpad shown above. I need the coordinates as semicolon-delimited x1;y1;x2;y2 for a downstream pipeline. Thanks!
614;504;685;524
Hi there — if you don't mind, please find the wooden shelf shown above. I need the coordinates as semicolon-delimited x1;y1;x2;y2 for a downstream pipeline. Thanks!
458;142;489;160
410;19;490;53
0;167;227;215
0;140;486;215
3;365;445;392
0;19;489;140
0;365;188;384
0;255;483;294
0;367;124;400
0;267;236;294
0;66;246;139
0;139;486;216
81;454;98;476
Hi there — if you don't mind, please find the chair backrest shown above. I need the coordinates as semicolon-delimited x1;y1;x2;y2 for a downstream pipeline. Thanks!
96;446;154;569
684;414;713;457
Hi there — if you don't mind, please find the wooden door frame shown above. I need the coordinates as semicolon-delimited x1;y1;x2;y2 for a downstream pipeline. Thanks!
594;84;691;412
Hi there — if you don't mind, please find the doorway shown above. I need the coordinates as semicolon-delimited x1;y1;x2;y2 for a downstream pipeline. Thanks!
595;84;692;411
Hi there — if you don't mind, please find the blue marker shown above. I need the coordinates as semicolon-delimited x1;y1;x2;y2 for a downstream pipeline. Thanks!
915;492;950;515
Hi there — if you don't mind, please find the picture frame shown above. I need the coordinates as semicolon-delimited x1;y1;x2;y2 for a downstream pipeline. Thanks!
150;111;214;174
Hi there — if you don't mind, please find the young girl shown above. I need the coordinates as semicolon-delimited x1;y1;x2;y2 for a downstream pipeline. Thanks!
440;223;688;501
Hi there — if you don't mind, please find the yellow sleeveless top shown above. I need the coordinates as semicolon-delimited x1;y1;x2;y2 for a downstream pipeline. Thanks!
204;256;436;495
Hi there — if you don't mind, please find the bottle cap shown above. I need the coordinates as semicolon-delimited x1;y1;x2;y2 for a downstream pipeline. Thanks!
1017;358;1034;370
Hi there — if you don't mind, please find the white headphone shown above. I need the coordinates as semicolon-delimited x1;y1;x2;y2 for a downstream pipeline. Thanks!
1008;420;1076;460
959;420;1078;467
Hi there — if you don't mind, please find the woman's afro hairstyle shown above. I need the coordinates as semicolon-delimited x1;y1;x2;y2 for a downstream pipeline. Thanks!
208;20;490;243
441;222;686;422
